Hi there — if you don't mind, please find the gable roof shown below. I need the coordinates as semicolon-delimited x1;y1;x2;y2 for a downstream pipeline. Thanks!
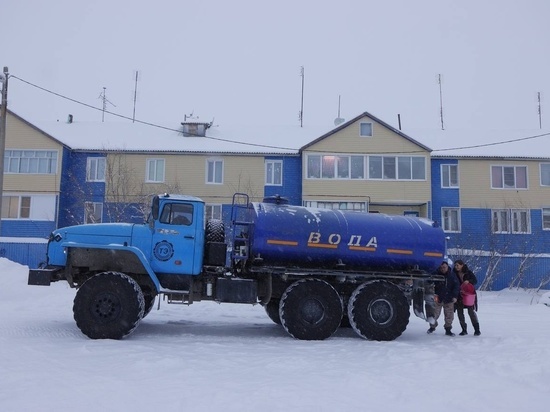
7;109;69;149
299;111;433;152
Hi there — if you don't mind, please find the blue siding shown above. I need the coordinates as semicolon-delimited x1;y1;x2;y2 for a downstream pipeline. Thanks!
59;150;106;228
264;156;302;205
430;158;459;225
0;242;48;269
1;220;55;238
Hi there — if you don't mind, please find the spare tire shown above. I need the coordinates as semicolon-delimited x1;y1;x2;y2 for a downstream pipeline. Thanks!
206;219;225;242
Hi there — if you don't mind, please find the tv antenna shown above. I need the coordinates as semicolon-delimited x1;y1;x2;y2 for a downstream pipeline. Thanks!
98;87;116;122
438;74;445;130
537;91;543;129
132;71;140;123
299;66;305;127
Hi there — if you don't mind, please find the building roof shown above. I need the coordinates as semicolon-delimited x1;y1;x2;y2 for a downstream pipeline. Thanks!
27;113;333;155
405;128;550;160
300;111;433;152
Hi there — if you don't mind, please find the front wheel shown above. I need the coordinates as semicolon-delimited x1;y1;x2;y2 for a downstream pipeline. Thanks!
280;279;343;340
73;272;145;339
348;280;410;341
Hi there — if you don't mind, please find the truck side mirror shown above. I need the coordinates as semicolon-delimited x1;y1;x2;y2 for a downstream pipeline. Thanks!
151;195;160;220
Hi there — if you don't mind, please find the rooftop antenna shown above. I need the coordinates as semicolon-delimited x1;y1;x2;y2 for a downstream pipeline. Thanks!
438;74;445;130
98;87;116;122
334;95;345;126
132;71;140;123
299;66;304;127
537;91;543;129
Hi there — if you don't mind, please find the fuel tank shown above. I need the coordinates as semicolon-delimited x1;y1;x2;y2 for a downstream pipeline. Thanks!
247;202;446;273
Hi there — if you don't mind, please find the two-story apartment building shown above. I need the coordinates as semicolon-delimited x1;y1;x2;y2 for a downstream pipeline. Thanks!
3;109;550;289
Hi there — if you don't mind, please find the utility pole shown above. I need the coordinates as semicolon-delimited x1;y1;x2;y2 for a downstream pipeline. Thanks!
0;66;9;235
132;71;139;123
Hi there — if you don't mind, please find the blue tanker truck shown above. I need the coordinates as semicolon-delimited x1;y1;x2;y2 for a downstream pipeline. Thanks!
28;193;445;341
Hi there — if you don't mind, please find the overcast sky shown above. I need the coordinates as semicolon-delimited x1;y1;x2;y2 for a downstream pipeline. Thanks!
2;0;549;135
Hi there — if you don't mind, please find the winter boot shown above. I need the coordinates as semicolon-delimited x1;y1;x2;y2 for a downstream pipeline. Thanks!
473;323;481;336
459;325;468;336
427;327;436;334
444;327;455;337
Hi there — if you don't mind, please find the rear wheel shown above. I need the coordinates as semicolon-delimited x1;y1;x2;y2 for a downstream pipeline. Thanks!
264;299;281;325
280;279;343;340
142;293;157;318
348;280;410;341
73;272;145;339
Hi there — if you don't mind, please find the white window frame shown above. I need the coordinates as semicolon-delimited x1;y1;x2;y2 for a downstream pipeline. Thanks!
368;156;425;180
491;165;528;189
492;209;510;233
4;150;58;175
511;209;531;234
1;195;31;219
146;158;165;183
206;204;222;220
86;157;106;182
84;202;103;224
206;158;224;184
442;207;461;232
491;208;531;234
540;163;550;186
542;207;550;230
265;160;283;186
359;122;373;137
441;164;459;188
303;200;367;211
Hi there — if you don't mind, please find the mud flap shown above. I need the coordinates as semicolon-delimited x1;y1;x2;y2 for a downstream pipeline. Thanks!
412;281;426;320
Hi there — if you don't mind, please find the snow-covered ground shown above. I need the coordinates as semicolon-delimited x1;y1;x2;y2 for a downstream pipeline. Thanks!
1;257;549;412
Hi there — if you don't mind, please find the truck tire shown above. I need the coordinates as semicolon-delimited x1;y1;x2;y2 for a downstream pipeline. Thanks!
348;280;410;341
73;272;145;339
142;293;156;318
206;219;225;242
280;279;343;340
264;299;281;325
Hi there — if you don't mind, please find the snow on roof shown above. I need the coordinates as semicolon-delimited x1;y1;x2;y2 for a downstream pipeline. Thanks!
405;128;550;159
33;119;334;155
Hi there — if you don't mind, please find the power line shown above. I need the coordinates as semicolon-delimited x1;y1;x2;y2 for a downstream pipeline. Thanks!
9;75;550;155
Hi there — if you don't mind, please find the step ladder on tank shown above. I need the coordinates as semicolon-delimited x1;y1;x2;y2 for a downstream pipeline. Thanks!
230;193;252;266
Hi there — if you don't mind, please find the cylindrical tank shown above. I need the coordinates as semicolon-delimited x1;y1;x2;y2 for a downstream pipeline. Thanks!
247;202;446;273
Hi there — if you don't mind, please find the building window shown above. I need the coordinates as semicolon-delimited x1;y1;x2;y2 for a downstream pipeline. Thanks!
368;156;425;180
360;122;373;137
86;157;106;182
511;209;531;234
265;160;283;186
492;209;530;234
441;164;459;188
303;200;366;211
491;165;527;189
4;150;58;174
350;156;364;179
442;208;460;232
84;202;103;224
1;195;31;219
543;208;550;230
206;158;223;184
492;209;509;233
206;204;222;220
540;163;550;186
146;158;165;183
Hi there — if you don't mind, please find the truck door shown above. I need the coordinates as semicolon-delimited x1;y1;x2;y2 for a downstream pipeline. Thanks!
150;201;198;275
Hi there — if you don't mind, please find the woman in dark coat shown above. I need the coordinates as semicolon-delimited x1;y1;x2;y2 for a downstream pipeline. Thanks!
453;260;481;336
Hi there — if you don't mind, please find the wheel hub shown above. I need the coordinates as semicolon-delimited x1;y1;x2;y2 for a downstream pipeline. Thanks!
368;298;394;326
300;297;325;325
93;292;121;320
